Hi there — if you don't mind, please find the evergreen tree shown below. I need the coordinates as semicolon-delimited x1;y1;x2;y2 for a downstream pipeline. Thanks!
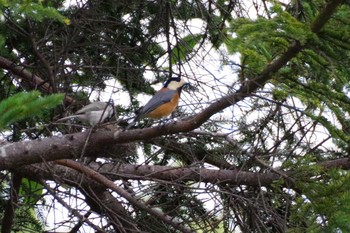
0;0;350;232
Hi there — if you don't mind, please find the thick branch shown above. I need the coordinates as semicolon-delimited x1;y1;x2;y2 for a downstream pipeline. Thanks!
310;0;345;33
318;157;350;170
16;161;280;188
0;0;344;170
15;157;350;193
0;130;133;169
94;162;280;187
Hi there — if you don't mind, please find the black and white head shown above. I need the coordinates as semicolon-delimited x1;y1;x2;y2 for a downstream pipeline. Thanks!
163;77;188;91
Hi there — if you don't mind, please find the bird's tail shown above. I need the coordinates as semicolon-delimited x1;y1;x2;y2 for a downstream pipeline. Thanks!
56;115;78;122
125;114;143;130
125;120;136;130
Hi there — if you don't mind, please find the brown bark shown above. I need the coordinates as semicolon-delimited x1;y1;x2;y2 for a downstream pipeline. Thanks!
0;0;344;171
1;174;21;233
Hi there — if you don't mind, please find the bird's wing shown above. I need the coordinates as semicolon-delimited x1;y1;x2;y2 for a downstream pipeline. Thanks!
125;89;176;130
76;102;107;114
138;89;176;116
57;115;81;122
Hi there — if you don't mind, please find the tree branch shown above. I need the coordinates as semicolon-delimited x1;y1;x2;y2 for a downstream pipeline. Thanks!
0;0;344;170
42;181;105;232
26;161;140;232
16;161;281;188
0;56;73;105
93;161;281;187
54;160;194;233
15;156;350;191
28;20;57;93
1;173;21;233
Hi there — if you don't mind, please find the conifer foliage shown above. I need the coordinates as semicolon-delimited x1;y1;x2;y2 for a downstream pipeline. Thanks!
0;0;350;232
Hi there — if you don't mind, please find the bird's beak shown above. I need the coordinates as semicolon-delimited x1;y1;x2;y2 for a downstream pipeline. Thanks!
183;82;194;91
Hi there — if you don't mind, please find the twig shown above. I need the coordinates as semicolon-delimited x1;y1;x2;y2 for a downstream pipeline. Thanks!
54;160;194;233
42;181;105;232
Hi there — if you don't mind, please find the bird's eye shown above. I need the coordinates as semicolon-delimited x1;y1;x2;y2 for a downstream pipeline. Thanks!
172;77;180;82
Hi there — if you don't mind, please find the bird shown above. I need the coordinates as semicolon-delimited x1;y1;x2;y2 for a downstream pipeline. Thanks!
57;101;114;126
126;77;188;130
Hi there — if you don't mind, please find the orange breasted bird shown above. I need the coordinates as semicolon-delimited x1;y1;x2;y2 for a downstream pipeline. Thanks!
126;77;188;129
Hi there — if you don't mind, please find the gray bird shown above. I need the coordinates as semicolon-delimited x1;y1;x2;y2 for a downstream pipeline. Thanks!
126;77;188;129
58;101;114;126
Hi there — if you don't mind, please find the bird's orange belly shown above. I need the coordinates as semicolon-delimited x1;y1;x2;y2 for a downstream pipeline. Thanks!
146;96;179;119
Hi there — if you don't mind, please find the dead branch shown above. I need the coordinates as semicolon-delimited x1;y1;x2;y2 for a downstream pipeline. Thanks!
54;159;195;233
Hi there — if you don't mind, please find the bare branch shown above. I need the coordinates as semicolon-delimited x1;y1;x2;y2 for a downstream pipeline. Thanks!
54;160;195;233
42;181;105;232
0;56;73;105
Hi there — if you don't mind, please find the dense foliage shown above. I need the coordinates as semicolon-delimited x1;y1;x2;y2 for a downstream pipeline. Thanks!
1;0;350;232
